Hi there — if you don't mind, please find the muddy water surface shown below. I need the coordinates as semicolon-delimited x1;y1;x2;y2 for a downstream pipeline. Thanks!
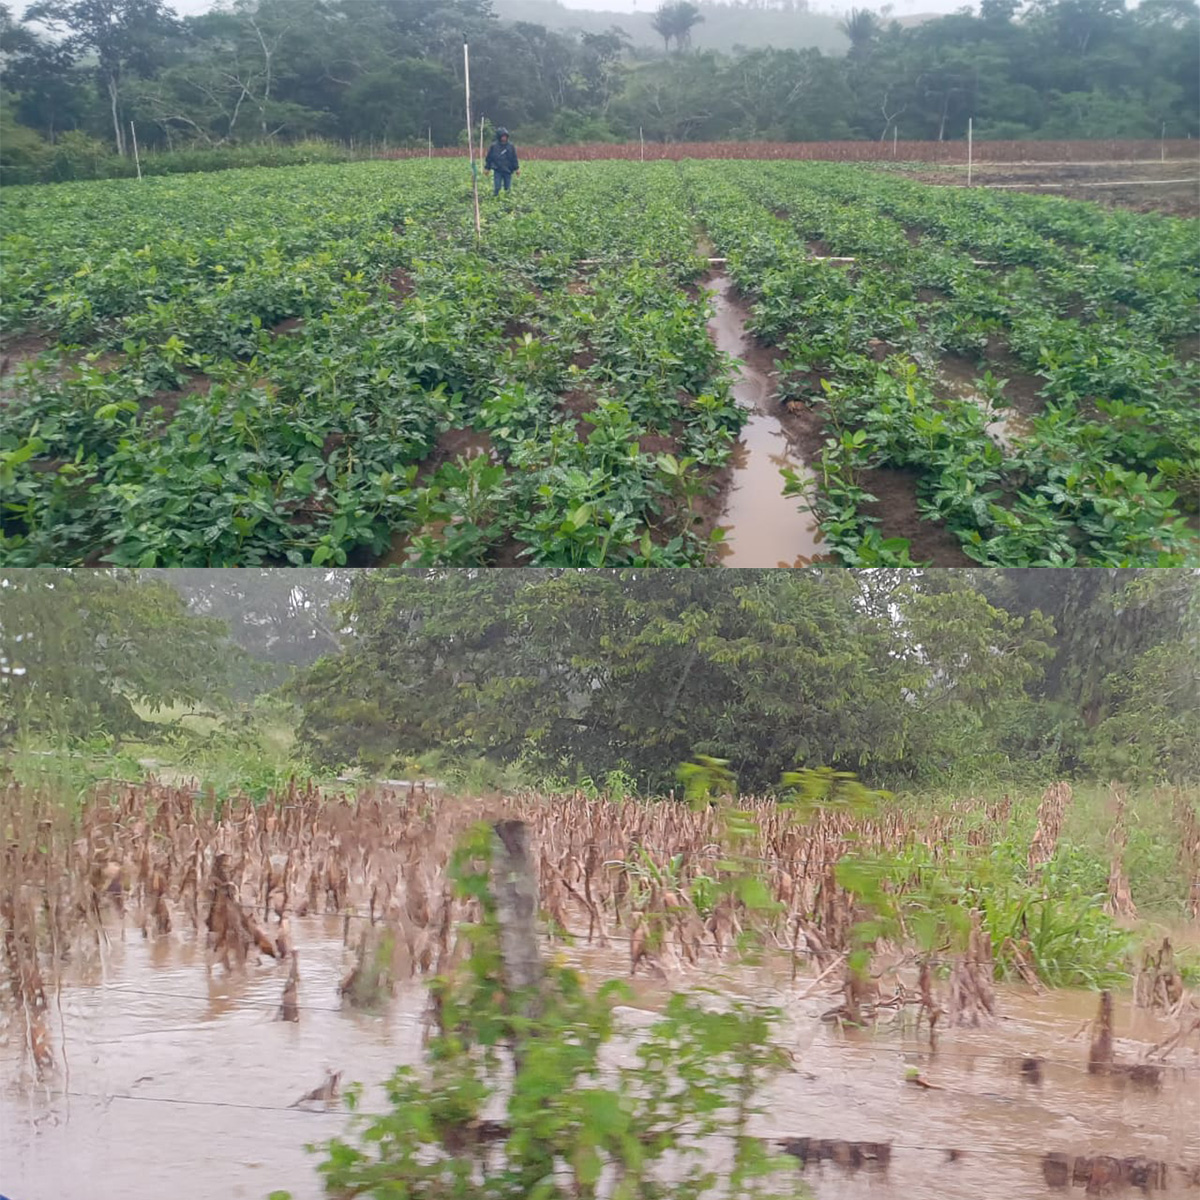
705;275;828;567
4;921;1199;1200
1;917;428;1200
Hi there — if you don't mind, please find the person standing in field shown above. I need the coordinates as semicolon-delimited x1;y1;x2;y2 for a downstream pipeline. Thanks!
484;127;519;195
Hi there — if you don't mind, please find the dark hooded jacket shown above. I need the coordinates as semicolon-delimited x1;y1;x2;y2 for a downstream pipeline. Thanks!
485;134;518;175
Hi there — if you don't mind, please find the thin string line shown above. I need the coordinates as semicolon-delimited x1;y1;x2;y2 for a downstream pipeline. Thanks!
23;1089;1200;1164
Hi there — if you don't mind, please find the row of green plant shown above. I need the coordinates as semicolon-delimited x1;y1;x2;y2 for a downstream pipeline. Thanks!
5;157;1196;566
2;161;744;566
682;161;1199;567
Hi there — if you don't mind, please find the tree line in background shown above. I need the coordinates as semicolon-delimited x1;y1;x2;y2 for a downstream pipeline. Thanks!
2;569;1195;792
2;0;1196;184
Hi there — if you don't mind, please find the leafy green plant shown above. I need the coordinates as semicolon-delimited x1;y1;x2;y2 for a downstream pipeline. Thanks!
7;158;1193;566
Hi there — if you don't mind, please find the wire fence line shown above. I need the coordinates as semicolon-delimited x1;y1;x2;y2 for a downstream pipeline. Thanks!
20;1088;1200;1175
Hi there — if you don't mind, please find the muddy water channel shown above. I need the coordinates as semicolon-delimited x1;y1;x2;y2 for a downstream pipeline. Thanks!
4;922;1198;1200
704;275;827;567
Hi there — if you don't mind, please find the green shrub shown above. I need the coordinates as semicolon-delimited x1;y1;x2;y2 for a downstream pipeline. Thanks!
0;111;52;184
0;136;362;186
48;131;113;182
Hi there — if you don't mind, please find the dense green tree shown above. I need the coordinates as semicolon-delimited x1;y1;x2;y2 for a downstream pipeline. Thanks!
287;570;1054;789
967;569;1199;774
144;568;351;664
340;61;460;144
651;1;704;53
837;6;881;61
25;0;181;154
0;569;230;739
577;29;631;113
3;0;1197;165
1;3;92;139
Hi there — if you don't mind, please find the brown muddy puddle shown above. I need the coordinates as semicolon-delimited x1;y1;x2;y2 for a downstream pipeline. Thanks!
4;921;1198;1200
932;355;1034;453
705;275;828;567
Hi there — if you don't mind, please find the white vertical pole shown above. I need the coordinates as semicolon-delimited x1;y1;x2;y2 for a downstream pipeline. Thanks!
130;121;142;180
1161;122;1166;163
967;117;973;187
464;40;480;240
640;126;644;163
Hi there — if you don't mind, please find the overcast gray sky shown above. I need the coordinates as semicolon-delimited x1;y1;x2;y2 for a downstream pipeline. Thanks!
8;0;977;23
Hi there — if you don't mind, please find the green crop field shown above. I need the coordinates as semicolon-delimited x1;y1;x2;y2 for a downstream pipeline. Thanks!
2;160;1196;567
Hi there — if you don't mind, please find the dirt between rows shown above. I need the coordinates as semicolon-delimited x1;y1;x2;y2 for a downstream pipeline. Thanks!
907;160;1200;218
719;281;974;567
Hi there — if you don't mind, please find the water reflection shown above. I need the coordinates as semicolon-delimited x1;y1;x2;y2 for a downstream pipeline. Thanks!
706;275;828;568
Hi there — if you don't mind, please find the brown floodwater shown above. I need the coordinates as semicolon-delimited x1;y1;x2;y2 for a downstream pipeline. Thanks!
705;275;827;567
3;920;1198;1200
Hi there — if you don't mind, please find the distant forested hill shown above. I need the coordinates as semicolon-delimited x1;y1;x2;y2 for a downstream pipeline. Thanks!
493;0;850;52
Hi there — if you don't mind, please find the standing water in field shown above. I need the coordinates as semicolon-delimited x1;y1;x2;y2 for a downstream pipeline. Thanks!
3;922;1199;1200
705;275;826;566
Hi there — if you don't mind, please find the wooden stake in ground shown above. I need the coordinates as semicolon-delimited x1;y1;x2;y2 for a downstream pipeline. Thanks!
1088;990;1114;1074
463;40;481;241
491;819;543;1070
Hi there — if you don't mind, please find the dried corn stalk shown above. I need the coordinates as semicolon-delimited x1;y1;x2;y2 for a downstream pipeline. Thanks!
946;911;996;1027
1103;783;1136;920
1172;789;1200;919
1028;781;1072;871
1134;939;1184;1011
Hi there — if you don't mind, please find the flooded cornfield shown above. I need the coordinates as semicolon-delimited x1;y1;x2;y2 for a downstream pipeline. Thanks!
3;780;1199;1200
